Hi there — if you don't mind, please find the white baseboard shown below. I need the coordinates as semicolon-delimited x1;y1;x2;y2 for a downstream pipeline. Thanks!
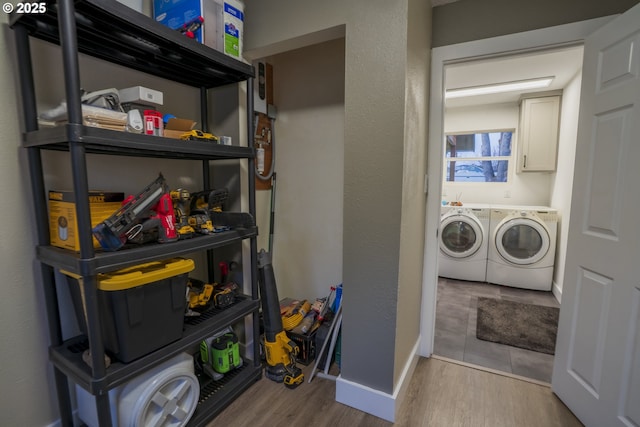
336;338;420;422
552;280;562;304
45;410;80;427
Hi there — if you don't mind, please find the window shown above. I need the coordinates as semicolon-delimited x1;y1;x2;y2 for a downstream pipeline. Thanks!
445;131;513;182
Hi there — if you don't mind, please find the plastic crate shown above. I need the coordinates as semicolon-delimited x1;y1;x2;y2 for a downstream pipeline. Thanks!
65;258;195;363
286;329;317;365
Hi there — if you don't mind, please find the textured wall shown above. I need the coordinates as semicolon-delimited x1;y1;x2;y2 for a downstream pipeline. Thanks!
0;19;59;427
432;0;640;47
243;0;425;394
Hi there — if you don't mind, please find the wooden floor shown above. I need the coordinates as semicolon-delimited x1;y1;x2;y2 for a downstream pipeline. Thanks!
209;357;583;426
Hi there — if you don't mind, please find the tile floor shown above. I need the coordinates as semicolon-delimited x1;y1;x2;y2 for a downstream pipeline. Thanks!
433;277;561;383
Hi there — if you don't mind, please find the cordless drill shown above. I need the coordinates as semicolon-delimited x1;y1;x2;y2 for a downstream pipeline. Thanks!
170;189;196;238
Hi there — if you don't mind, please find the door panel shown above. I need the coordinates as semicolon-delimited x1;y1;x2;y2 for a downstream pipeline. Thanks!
599;36;637;90
567;269;611;397
586;108;631;237
552;4;640;426
620;287;640;425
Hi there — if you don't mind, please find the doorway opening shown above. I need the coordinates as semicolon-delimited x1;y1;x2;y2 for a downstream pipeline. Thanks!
432;46;583;383
419;18;614;381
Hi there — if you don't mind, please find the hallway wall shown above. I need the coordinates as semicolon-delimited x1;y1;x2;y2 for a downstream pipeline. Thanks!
432;0;640;47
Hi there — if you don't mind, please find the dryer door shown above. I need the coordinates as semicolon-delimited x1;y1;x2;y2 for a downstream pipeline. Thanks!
495;217;550;265
439;214;483;259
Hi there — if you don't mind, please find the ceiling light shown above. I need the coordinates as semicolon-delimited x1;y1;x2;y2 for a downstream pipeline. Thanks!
445;77;555;99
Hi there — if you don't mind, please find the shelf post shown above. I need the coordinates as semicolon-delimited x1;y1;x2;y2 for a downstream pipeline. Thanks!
14;22;75;427
57;0;112;424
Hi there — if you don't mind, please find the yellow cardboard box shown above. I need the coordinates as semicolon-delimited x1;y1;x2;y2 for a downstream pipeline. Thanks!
49;190;124;251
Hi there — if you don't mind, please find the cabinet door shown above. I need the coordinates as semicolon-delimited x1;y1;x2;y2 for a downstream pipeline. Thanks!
518;96;561;172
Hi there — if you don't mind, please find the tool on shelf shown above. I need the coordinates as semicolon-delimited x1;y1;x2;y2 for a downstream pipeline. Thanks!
257;249;304;389
191;187;255;230
199;328;243;381
170;188;197;239
92;173;176;251
185;278;214;316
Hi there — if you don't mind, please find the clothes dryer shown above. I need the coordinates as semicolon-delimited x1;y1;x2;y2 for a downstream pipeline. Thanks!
438;204;491;282
487;206;558;290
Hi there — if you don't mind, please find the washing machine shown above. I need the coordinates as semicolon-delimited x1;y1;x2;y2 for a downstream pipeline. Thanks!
438;204;491;282
486;206;558;290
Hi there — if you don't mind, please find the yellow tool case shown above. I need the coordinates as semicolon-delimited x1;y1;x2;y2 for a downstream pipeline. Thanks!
48;190;125;251
64;258;195;363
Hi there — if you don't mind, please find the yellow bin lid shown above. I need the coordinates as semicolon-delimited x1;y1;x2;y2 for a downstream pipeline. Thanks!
63;258;195;291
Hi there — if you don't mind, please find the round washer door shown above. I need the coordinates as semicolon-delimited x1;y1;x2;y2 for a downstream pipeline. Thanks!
495;217;550;265
439;213;483;259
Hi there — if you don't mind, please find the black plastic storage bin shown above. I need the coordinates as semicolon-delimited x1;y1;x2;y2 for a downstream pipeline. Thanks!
65;258;195;363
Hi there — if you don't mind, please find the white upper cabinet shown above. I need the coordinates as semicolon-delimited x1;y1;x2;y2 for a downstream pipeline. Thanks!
517;95;561;172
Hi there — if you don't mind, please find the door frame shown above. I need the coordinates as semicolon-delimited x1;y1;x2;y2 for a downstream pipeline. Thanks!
419;16;616;357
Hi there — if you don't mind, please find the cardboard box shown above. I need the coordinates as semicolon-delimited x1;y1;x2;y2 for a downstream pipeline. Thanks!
163;117;197;139
154;0;244;59
49;190;124;251
154;0;206;43
118;86;164;106
116;0;143;13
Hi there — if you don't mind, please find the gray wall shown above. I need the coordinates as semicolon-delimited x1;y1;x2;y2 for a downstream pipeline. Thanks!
432;0;640;47
254;39;345;301
395;0;431;383
243;0;429;395
0;20;58;426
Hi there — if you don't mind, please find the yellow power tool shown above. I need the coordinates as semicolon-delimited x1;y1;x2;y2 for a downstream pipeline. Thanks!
258;250;304;389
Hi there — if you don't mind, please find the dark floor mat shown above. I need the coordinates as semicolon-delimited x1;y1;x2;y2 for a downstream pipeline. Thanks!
476;297;559;355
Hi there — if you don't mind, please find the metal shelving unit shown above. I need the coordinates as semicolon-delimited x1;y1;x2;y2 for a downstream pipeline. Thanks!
10;1;261;425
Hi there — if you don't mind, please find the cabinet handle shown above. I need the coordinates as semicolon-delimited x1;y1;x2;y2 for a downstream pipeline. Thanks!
523;155;527;168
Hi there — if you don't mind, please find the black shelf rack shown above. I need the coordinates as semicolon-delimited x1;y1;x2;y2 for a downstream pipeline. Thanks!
10;0;254;88
10;0;261;426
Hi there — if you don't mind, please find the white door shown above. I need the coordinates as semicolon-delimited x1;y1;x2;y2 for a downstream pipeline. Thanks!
551;4;640;426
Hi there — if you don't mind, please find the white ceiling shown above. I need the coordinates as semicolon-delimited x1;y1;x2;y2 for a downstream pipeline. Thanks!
444;45;584;108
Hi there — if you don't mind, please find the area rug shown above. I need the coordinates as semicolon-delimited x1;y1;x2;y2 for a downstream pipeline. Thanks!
476;297;560;355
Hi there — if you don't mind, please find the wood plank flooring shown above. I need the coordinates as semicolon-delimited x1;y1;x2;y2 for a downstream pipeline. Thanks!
209;357;582;426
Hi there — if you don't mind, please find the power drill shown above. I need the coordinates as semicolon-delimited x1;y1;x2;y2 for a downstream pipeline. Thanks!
170;189;196;239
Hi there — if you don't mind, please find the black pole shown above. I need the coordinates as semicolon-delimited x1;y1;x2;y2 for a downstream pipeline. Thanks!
57;0;111;424
15;23;74;427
